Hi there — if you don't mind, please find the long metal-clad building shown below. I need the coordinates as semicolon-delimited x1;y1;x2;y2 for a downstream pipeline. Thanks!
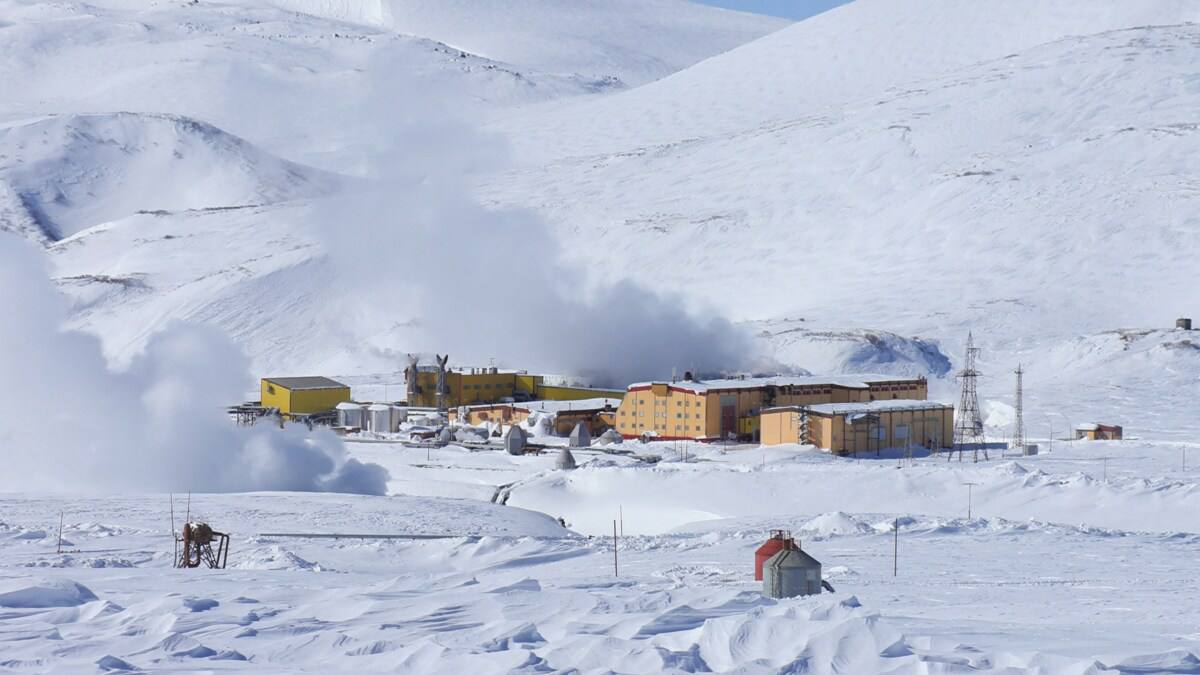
760;399;954;454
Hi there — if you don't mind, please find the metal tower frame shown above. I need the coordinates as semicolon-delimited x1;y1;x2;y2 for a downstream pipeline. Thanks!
1011;363;1025;456
951;332;988;462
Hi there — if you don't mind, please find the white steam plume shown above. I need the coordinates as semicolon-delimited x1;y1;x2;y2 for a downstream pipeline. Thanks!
316;53;756;386
0;235;388;495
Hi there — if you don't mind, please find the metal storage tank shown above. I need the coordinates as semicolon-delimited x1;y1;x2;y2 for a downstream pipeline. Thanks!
754;530;794;581
555;448;577;470
336;402;365;429
762;545;822;599
390;405;408;431
568;422;591;448
366;403;392;433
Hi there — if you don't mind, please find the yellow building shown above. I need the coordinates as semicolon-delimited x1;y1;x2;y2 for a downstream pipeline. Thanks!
406;367;624;408
614;375;928;441
760;400;954;455
261;377;351;416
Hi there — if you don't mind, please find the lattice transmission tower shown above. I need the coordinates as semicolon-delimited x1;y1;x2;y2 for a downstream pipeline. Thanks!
951;332;988;462
1011;363;1025;456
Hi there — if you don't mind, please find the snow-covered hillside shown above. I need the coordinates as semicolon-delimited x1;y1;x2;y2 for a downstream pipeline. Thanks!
267;0;788;86
496;0;1200;160
0;113;335;242
486;19;1200;385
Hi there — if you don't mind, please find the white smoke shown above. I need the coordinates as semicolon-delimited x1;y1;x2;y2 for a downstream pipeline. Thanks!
315;52;756;386
0;236;388;494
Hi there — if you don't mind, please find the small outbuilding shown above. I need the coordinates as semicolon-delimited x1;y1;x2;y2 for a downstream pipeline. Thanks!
261;377;351;416
762;543;823;599
1075;423;1123;441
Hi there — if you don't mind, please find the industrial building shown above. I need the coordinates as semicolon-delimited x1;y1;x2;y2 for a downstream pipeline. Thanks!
614;374;928;441
405;366;624;408
1075;423;1123;440
449;398;619;435
760;400;954;454
260;377;351;416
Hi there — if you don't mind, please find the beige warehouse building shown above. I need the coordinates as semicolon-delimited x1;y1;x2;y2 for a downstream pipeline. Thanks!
760;400;954;455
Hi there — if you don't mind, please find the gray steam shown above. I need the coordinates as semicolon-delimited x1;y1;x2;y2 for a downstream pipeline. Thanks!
316;54;755;386
0;235;388;495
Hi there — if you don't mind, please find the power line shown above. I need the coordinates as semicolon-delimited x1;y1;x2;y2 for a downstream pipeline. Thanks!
952;332;988;462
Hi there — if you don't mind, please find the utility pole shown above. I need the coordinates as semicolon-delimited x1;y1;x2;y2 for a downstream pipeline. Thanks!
612;520;619;577
952;332;988;462
893;518;898;577
962;481;979;519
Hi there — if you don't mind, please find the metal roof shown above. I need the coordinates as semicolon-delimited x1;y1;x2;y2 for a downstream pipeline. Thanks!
629;374;918;394
263;376;348;391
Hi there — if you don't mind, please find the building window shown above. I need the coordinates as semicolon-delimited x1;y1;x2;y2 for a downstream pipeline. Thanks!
267;385;276;395
695;426;701;431
695;414;700;419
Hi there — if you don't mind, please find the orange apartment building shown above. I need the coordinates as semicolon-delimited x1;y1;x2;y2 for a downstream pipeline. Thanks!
613;374;929;441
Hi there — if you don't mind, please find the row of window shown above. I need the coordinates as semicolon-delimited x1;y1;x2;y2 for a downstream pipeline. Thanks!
465;383;513;390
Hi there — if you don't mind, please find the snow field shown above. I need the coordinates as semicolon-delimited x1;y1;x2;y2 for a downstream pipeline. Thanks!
2;445;1199;672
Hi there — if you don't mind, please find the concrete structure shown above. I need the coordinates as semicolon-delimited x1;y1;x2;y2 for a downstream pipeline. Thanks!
504;425;528;455
405;367;624;408
568;422;591;448
760;400;954;454
615;374;929;442
762;544;822;599
1178;318;1193;330
555;448;577;470
1075;423;1123;440
261;377;351;416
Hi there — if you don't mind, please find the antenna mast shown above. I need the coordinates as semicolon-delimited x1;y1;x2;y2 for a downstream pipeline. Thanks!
1011;363;1025;456
952;332;988;462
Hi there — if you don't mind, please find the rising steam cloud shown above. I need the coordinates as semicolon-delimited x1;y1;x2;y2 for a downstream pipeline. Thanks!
316;51;756;386
0;236;388;494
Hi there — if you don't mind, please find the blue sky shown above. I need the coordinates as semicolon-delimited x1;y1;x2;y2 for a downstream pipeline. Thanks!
696;0;851;20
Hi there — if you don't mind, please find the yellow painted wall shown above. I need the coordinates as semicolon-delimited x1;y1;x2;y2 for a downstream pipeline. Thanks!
534;384;625;401
261;380;290;412
290;387;351;415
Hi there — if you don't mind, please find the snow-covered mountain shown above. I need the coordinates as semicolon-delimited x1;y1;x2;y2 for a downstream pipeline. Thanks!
2;0;1198;434
266;0;788;86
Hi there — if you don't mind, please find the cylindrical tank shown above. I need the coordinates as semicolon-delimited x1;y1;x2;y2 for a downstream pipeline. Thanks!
336;402;365;429
762;546;822;599
1178;318;1193;330
367;404;392;433
389;405;408;432
754;530;794;581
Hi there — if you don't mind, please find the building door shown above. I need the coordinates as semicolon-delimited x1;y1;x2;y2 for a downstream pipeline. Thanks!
720;395;737;438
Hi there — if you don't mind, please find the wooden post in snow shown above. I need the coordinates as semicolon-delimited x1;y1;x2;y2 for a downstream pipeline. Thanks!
613;520;619;577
